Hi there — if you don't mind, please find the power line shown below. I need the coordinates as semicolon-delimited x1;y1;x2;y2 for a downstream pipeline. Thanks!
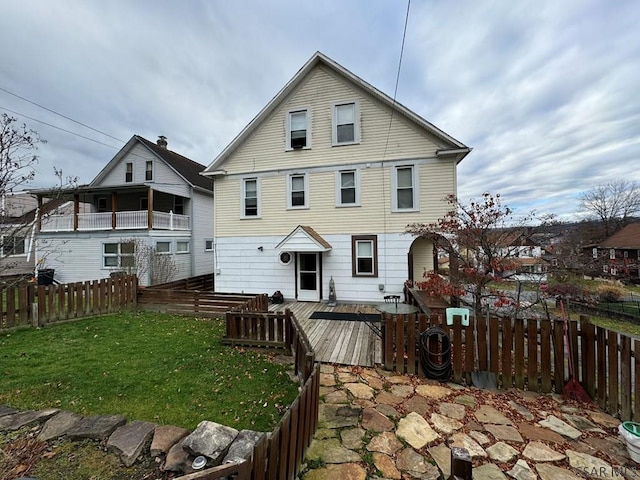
381;0;411;287
0;86;125;143
0;105;120;150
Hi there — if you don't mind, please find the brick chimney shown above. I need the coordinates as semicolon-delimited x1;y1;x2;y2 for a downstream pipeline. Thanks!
157;136;168;149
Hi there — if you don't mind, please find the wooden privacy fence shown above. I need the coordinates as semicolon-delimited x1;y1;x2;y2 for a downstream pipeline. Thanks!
138;288;269;317
0;275;137;330
180;308;319;480
383;312;639;422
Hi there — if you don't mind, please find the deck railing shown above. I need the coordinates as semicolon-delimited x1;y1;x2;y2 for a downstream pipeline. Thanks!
40;210;190;232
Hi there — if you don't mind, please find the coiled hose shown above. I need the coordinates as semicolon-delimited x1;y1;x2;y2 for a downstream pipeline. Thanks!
420;326;452;381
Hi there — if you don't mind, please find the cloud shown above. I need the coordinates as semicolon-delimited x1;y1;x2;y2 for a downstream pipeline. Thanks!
1;0;638;222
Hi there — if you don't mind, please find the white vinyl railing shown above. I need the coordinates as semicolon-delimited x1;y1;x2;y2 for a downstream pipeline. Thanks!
40;210;190;232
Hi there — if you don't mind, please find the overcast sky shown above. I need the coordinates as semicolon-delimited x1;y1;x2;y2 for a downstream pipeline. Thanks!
1;0;638;222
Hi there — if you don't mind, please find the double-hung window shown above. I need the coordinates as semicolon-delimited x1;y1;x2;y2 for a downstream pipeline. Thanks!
336;169;360;206
125;162;133;183
242;178;259;218
288;173;308;209
145;161;153;181
333;102;359;145
352;235;378;277
287;109;310;150
1;235;26;256
103;242;135;269
392;165;418;211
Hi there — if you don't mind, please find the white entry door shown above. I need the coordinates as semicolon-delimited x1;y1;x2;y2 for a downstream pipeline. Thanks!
297;253;320;302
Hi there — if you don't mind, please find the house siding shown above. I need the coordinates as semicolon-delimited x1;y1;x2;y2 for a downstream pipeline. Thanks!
214;159;455;237
224;66;447;175
99;144;186;187
191;189;215;277
214;232;414;302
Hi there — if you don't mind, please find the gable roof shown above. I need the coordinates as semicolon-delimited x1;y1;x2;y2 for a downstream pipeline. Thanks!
202;51;471;175
91;135;212;192
275;225;332;252
600;223;640;249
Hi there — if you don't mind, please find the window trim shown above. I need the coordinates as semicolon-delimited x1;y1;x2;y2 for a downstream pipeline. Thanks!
332;101;360;146
391;164;419;212
102;242;135;269
156;241;171;255
351;235;378;277
241;177;261;219
335;169;361;207
125;162;133;183
287;173;309;210
285;107;311;151
1;235;27;257
145;160;153;181
176;241;190;254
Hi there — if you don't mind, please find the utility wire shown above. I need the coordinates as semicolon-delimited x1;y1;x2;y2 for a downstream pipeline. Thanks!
381;0;411;288
0;105;120;150
0;86;125;143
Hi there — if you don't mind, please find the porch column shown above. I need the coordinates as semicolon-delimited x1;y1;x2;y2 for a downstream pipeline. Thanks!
147;188;153;230
36;196;43;231
73;194;79;231
111;192;118;230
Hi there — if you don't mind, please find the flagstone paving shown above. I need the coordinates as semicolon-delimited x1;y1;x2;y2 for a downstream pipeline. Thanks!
300;364;638;480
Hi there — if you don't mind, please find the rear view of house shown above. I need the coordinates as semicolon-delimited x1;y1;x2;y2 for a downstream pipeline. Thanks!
32;135;214;286
202;52;470;302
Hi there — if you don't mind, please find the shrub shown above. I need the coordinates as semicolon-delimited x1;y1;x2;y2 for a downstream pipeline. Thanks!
596;283;627;302
547;282;595;304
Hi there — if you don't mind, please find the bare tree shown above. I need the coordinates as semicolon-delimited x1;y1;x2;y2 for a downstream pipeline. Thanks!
0;114;42;285
119;238;177;286
579;179;640;238
406;193;549;318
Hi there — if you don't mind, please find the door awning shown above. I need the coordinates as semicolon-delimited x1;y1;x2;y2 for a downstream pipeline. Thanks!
275;225;332;252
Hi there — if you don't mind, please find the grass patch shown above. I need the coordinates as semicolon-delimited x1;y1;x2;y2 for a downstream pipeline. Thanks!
0;311;299;431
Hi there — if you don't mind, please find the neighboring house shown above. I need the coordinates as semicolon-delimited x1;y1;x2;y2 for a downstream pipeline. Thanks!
31;135;214;286
0;191;75;283
597;223;640;280
494;229;548;282
201;52;471;303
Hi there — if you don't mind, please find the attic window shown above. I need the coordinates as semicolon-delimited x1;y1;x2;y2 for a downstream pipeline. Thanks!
125;162;133;183
333;102;359;145
145;161;153;181
287;109;309;150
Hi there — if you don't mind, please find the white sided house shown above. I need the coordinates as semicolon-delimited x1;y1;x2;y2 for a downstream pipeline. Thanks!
32;135;214;286
202;52;471;303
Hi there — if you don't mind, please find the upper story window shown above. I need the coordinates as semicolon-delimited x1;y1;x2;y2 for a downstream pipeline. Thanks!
287;109;310;150
336;169;360;207
333;102;359;145
125;162;133;183
174;197;185;215
352;235;378;277
392;165;418;211
145;161;153;181
242;178;260;218
288;173;308;209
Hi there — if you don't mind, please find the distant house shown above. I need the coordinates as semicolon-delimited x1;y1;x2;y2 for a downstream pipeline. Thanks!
597;223;640;280
0;192;78;284
201;52;470;303
31;135;214;286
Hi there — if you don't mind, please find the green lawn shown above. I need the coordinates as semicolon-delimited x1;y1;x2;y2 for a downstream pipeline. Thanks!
0;311;299;431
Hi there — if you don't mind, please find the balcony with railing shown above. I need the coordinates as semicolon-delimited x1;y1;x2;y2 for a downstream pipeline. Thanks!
40;210;190;232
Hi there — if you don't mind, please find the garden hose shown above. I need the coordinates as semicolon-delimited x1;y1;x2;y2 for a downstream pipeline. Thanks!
419;326;452;381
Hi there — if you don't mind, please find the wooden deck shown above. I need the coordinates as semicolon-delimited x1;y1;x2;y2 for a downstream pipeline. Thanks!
269;301;382;367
